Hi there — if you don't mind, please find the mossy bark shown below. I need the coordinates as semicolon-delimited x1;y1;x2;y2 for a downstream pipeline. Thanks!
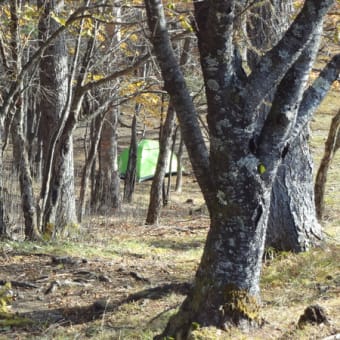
157;280;262;339
145;0;335;339
157;192;267;339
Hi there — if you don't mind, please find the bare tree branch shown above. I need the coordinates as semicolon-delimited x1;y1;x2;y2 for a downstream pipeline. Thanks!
256;21;323;176
242;0;335;120
289;53;340;144
144;0;214;205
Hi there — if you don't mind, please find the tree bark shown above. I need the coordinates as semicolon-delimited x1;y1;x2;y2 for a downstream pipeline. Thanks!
144;0;335;337
266;127;322;251
146;37;191;224
0;118;8;238
37;0;77;238
315;110;340;219
12;104;40;240
246;0;323;252
146;103;176;224
93;104;121;213
175;129;184;193
123;114;137;203
9;0;40;240
79;113;105;221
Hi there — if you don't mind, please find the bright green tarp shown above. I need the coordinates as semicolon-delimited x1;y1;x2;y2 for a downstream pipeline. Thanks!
118;139;179;182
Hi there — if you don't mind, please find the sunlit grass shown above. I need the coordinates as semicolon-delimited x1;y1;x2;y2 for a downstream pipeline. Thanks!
1;66;339;340
261;244;339;304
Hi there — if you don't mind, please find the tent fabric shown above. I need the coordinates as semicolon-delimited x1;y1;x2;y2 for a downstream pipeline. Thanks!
118;139;179;182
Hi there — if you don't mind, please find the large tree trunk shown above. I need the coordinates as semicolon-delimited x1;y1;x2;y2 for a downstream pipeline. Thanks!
160;151;270;337
91;3;122;214
145;0;335;338
245;0;322;252
266;127;322;251
37;0;77;237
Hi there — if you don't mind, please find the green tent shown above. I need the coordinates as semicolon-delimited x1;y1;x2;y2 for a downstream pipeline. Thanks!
118;139;179;182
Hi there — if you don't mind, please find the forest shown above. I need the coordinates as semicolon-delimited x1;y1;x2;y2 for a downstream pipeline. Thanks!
0;0;339;339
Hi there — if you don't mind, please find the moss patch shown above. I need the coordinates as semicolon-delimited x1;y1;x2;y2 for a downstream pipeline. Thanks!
223;284;261;326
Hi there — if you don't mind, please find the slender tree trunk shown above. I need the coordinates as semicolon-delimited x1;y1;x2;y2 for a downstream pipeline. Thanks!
9;0;39;240
0;119;8;238
123;114;137;203
146;37;191;224
12;107;40;239
42;108;79;238
164;131;177;204
95;105;121;212
146;104;176;224
55;136;77;234
110;107;121;210
79;114;105;221
0;197;7;238
26;91;40;176
315;110;340;219
175;131;184;193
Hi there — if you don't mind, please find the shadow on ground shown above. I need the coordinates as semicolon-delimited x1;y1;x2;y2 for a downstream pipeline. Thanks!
19;282;192;327
148;238;204;251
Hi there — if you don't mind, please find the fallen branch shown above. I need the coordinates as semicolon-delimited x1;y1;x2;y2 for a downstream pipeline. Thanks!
0;280;38;289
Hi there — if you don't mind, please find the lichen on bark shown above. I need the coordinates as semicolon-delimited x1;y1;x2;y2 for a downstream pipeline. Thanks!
222;284;261;329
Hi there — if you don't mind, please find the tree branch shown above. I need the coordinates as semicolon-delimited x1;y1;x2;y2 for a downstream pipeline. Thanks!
194;0;236;89
256;21;323;175
144;0;214;205
79;53;150;95
0;9;93;118
242;0;335;119
289;53;340;144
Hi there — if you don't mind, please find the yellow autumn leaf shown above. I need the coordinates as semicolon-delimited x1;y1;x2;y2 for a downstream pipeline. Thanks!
130;34;138;42
51;12;66;26
179;15;193;32
96;31;106;42
92;74;104;81
120;42;128;50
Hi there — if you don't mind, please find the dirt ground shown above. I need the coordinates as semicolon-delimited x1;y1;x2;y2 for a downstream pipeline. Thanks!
0;71;339;340
0;198;210;339
0;179;339;339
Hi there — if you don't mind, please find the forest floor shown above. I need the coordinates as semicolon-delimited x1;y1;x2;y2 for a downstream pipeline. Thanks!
0;86;339;340
0;210;339;340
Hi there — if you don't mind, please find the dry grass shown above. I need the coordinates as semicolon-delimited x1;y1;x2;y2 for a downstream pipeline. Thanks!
0;84;339;340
